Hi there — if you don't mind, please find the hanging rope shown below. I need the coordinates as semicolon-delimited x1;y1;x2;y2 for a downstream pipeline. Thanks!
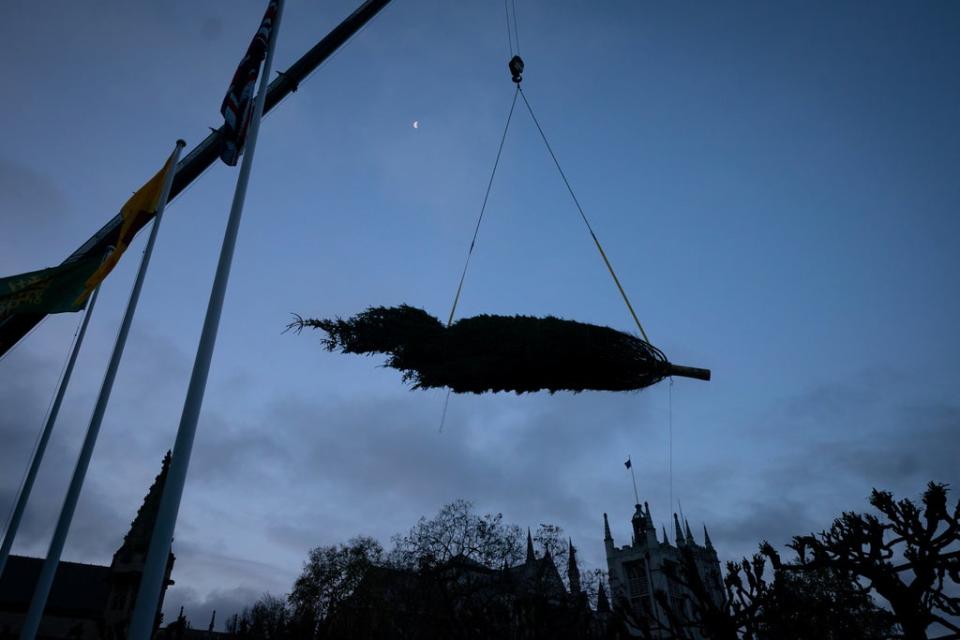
440;87;520;432
669;376;674;514
0;310;84;534
517;88;651;343
446;87;519;327
504;0;514;57
511;0;521;55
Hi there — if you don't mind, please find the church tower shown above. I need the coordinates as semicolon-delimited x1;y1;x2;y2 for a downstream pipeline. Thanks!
104;452;177;639
603;501;723;638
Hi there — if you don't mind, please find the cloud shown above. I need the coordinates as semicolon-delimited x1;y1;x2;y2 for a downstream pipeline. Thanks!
0;159;67;225
0;346;128;559
3;325;956;630
162;585;263;632
697;371;960;564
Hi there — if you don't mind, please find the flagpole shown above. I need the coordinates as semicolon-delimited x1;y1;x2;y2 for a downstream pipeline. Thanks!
0;285;101;581
18;142;184;640
127;4;284;638
628;455;640;505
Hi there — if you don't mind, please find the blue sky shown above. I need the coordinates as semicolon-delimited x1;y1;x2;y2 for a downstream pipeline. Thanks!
1;0;958;627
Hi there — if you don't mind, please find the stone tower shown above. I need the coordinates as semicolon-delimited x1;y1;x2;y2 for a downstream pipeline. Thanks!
103;452;177;639
603;502;722;638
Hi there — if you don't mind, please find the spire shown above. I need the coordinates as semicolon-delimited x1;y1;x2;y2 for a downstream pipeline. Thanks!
685;519;696;545
597;582;610;613
662;526;669;545
703;524;714;549
526;528;536;564
114;451;172;562
673;513;684;546
643;501;655;531
631;504;644;544
603;513;612;542
567;539;581;594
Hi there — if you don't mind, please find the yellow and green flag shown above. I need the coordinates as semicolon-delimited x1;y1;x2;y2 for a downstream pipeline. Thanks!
0;152;177;321
0;256;101;320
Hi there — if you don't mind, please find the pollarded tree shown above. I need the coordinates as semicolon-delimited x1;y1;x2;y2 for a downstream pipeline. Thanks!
648;542;895;640
791;482;960;639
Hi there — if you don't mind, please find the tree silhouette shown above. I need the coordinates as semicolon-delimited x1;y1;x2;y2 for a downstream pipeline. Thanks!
644;482;959;639
791;482;960;639
388;499;524;570
227;594;291;640
287;536;384;638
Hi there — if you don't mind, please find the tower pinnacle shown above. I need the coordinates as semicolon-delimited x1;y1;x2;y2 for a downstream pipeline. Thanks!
526;528;536;564
597;582;610;612
567;539;581;594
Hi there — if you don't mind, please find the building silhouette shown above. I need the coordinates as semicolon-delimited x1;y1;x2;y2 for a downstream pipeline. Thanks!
323;529;608;639
604;502;723;638
0;453;176;640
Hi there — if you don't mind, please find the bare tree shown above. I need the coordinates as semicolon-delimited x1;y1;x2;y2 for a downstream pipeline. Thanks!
791;482;960;639
388;499;524;569
646;483;959;639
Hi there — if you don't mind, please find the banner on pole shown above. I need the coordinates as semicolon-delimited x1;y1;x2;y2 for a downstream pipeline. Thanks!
219;0;280;166
0;153;178;321
0;257;101;320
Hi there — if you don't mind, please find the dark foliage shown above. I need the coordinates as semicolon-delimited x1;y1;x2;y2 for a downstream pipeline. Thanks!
388;499;524;570
647;482;960;639
287;537;384;639
226;594;291;640
289;305;705;394
652;543;895;640
791;482;960;639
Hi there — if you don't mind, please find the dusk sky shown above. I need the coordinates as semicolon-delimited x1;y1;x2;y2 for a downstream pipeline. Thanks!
2;0;958;628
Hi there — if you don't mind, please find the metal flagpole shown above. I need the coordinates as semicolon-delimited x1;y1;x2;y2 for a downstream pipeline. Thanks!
0;0;394;361
18;141;184;640
127;4;284;638
0;285;101;580
628;455;640;505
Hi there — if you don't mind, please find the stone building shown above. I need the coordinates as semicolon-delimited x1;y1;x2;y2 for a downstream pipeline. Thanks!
323;530;609;639
0;453;176;640
604;502;723;638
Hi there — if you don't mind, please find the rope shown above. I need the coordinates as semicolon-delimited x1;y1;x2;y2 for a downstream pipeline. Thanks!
440;87;520;433
511;0;521;54
1;310;85;536
446;87;519;327
0;316;47;366
517;88;650;343
668;376;674;515
504;0;514;57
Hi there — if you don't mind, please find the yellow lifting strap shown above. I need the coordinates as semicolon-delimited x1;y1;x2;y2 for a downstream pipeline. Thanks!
589;229;650;343
518;86;651;344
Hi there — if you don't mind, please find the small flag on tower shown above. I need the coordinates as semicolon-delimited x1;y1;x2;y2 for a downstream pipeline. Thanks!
219;0;280;166
624;457;632;470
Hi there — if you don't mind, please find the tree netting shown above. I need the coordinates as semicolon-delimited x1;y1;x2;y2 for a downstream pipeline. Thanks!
289;305;709;394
